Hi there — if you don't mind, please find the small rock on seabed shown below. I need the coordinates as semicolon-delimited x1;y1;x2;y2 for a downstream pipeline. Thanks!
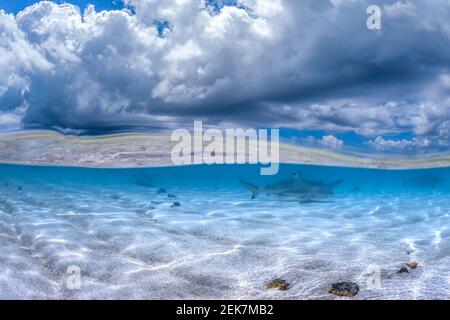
157;188;166;194
265;278;290;291
397;266;409;274
329;282;359;297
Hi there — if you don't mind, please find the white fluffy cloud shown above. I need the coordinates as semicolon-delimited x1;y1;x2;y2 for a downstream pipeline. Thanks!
0;10;51;111
0;0;449;150
369;136;432;151
320;135;344;149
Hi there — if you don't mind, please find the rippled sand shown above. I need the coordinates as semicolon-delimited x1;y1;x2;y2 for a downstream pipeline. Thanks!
1;164;450;299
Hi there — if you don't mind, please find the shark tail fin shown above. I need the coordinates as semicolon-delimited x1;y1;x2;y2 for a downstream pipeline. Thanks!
239;180;261;199
328;179;343;188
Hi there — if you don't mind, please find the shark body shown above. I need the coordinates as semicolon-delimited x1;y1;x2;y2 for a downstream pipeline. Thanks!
239;173;342;202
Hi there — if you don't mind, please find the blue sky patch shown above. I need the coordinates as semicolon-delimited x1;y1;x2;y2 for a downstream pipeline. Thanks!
1;0;123;14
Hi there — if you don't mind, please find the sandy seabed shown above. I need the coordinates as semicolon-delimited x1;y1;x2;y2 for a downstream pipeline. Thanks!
1;163;450;299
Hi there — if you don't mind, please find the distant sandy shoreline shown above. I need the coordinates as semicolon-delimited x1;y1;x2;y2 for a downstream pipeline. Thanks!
2;130;450;170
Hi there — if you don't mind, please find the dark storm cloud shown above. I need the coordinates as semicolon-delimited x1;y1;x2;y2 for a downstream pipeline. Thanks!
0;0;450;148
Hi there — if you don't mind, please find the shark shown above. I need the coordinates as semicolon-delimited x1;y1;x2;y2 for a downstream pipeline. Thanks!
239;172;342;202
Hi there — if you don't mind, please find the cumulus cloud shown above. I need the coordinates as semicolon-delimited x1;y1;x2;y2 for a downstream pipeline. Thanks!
319;135;344;149
0;0;449;148
0;10;51;111
0;112;21;126
369;136;432;151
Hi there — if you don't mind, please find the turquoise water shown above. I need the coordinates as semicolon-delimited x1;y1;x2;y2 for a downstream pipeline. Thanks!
1;163;450;299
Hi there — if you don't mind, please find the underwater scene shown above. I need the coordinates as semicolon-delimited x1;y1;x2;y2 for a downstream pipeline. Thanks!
1;163;449;300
